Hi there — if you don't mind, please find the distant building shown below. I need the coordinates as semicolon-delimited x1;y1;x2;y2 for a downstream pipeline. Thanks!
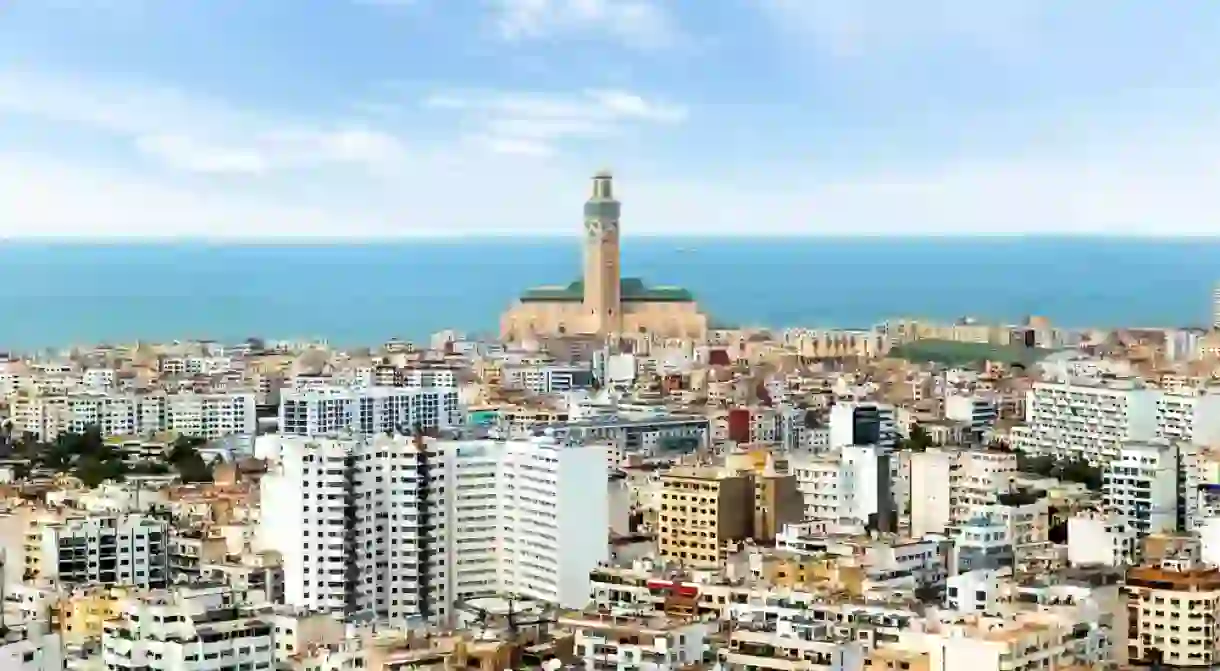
500;171;709;342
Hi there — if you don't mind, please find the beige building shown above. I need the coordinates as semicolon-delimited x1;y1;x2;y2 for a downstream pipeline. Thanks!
501;171;709;342
1124;561;1220;668
657;456;802;571
657;467;752;570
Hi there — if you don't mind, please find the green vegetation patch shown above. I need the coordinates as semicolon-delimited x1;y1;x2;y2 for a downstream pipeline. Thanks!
889;339;1051;366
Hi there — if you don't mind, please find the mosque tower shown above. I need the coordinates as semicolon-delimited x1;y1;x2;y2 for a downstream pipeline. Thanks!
583;170;622;335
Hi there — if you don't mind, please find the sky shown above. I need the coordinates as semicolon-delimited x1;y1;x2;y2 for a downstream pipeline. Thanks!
3;0;1220;238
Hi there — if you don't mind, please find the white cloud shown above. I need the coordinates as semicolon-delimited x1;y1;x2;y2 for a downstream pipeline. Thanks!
4;68;1220;238
135;135;269;175
0;71;407;175
758;0;1046;58
423;88;685;155
491;0;678;49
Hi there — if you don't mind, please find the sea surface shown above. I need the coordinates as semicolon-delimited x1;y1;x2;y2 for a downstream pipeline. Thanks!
0;237;1215;351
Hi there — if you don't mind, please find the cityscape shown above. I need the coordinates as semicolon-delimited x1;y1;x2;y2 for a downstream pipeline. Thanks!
8;2;1220;671
1;171;1220;671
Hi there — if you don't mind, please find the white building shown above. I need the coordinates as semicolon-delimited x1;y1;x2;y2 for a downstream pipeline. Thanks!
829;402;897;449
1013;380;1159;464
32;512;169;588
11;391;256;441
910;449;953;537
1156;390;1220;445
0;625;62;671
944;394;998;441
278;386;461;436
1103;440;1179;536
258;431;607;625
400;368;458;388
501;364;592;393
950;450;1017;525
101;585;274;671
1067;513;1138;567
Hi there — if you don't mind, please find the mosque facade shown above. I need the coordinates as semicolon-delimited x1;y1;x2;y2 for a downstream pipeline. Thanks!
500;171;709;343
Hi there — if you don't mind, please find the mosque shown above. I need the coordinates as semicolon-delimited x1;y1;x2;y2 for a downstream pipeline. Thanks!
500;171;709;343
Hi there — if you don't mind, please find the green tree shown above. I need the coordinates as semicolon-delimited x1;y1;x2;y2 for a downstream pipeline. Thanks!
168;437;214;484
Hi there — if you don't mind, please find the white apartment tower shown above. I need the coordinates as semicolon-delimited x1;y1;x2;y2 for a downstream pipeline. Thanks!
258;431;607;626
1212;281;1220;330
910;449;953;537
1103;440;1179;536
1013;380;1159;464
279;386;461;436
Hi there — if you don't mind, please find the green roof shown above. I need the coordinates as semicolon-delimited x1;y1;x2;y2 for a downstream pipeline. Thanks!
889;339;1052;366
520;277;694;303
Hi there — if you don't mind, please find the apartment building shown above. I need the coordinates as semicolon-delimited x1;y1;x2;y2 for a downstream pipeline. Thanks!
0;625;62;671
1104;440;1179;536
1013;380;1160;464
657;467;753;570
944;394;998;442
791;453;842;523
1123;559;1220;668
560;612;711;671
278;385;462;436
11;390;256;441
500;363;593;393
909;449;952;537
949;450;1017;525
258;431;607;625
719;619;866;671
400;367;459;388
914;611;1091;670
791;445;900;530
1156;390;1220;445
18;510;169;588
829;401;897;450
541;414;709;455
101;585;275;671
1067;513;1139;567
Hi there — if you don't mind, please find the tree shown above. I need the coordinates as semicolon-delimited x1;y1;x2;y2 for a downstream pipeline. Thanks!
908;424;935;452
168;437;214;484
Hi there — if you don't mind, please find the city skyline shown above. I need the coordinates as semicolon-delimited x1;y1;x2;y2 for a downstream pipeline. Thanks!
4;1;1220;238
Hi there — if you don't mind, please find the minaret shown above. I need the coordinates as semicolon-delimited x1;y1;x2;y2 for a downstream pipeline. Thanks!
583;170;622;336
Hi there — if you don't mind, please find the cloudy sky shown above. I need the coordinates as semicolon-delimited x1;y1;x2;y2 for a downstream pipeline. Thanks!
3;0;1220;238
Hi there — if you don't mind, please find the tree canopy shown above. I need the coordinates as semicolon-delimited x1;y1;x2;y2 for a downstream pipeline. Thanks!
15;428;214;486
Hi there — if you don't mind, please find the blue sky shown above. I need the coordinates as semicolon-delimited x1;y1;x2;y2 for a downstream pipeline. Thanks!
3;1;1220;237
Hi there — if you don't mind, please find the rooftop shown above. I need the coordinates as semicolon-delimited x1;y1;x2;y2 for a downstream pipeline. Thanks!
520;278;694;303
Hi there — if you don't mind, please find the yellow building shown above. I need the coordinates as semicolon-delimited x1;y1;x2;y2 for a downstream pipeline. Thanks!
58;585;129;645
500;171;709;342
657;467;752;570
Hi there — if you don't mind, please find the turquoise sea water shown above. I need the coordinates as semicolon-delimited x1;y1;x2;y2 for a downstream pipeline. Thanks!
0;237;1214;351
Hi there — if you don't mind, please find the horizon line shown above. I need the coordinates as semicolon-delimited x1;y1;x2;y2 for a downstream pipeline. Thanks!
4;232;1220;245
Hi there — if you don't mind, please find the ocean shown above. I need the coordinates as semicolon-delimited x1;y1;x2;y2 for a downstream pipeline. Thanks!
0;237;1214;351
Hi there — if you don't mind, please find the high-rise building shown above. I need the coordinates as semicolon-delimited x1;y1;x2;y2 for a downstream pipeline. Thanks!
278;386;461;436
257;431;607;625
1212;282;1220;330
1104;440;1179;537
